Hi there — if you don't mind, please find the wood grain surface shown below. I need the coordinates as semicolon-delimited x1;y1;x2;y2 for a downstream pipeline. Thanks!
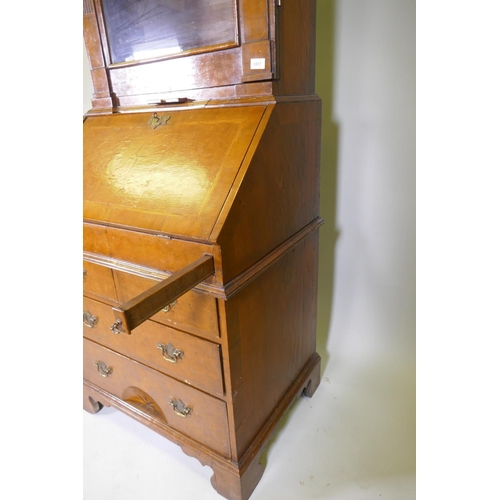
112;255;215;334
83;2;322;499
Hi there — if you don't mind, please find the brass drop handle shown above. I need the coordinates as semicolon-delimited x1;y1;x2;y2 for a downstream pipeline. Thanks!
157;342;184;363
94;360;113;378
162;300;177;313
83;268;87;281
83;311;98;329
169;398;192;417
110;319;124;335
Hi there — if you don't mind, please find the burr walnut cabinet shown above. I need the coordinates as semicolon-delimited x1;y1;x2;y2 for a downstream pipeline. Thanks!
83;1;322;499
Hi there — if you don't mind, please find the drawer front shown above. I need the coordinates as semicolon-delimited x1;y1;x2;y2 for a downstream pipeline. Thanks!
83;338;231;458
113;270;220;339
83;260;118;303
83;297;224;397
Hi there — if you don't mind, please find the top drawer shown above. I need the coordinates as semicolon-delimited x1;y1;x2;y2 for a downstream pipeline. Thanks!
113;270;219;339
83;260;118;303
84;222;220;338
83;258;220;339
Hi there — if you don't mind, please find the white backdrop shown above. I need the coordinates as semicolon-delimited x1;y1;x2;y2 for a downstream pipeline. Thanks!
83;1;416;498
315;0;415;367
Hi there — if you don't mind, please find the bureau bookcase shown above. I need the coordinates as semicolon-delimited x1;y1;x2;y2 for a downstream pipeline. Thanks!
83;1;322;499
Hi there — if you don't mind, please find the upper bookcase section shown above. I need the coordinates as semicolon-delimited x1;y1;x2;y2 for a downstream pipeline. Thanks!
83;0;318;110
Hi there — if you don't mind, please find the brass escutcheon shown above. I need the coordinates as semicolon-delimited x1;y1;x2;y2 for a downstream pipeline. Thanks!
148;112;171;129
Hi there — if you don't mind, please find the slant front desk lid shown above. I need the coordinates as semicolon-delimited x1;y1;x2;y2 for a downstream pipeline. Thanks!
84;104;267;240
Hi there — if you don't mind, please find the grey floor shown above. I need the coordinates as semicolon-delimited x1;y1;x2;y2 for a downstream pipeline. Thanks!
83;354;416;500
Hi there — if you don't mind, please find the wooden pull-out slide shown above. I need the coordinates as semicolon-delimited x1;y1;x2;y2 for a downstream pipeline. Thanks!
111;255;215;335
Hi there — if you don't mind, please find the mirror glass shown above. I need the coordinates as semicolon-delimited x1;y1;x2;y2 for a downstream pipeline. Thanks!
101;0;237;64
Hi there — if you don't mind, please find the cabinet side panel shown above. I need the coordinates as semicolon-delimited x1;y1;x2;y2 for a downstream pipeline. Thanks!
273;0;317;95
225;229;320;458
216;99;321;282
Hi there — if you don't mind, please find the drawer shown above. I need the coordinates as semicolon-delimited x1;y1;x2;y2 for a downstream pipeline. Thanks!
83;260;118;303
83;338;231;458
83;297;224;397
113;270;219;339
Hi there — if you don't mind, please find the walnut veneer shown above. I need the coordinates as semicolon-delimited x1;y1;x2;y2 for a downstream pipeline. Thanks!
83;1;322;499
